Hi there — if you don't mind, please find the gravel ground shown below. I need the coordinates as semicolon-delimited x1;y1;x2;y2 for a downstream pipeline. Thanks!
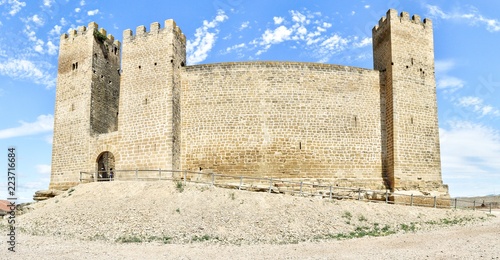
1;181;498;259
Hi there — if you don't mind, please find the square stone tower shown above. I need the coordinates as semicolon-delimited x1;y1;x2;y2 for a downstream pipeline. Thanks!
373;10;448;196
50;23;121;190
115;20;186;171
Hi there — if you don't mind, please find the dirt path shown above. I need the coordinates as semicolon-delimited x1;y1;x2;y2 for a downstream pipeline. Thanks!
6;211;499;259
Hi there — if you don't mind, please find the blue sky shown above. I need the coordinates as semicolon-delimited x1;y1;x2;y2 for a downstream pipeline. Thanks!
0;0;499;201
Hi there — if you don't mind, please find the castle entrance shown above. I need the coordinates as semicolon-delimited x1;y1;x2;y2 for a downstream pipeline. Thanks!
96;151;115;181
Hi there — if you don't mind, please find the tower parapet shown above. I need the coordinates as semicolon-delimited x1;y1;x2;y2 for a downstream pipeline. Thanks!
122;19;186;45
373;9;431;33
60;22;121;49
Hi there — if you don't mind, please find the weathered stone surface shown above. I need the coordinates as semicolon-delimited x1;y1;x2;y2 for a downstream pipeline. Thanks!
33;190;63;201
49;9;448;197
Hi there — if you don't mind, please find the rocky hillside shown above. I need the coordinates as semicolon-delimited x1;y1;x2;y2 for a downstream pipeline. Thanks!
11;181;494;245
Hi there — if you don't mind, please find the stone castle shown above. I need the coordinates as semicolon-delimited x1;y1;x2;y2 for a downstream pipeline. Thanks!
49;9;449;198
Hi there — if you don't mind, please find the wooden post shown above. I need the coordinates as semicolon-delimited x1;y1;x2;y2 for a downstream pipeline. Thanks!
433;196;437;208
329;186;332;200
357;188;361;200
239;176;243;190
79;172;82;182
268;178;272;193
410;194;413;206
455;198;457;209
473;200;475;211
158;168;162;180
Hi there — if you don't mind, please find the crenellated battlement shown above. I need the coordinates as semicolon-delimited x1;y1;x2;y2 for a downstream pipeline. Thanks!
122;19;186;44
372;9;432;34
60;22;121;48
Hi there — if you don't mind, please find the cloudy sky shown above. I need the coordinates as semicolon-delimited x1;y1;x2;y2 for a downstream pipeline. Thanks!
0;0;499;201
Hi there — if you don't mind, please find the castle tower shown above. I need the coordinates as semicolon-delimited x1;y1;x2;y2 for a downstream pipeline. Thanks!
372;10;448;196
50;22;121;190
117;20;186;170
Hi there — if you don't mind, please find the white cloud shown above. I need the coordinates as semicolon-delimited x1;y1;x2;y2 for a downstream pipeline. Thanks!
239;21;249;30
250;9;363;62
75;7;81;13
435;60;455;73
34;43;44;53
0;59;55;88
353;37;371;48
364;5;370;9
222;43;246;55
440;121;500;196
29;14;44;26
437;76;465;91
0;0;26;16
60;17;68;26
457;96;500;117
273;16;284;25
262;25;293;45
36;164;51;175
457;96;482;107
291;10;307;23
187;10;229;65
426;5;500;32
43;0;54;7
225;43;245;52
47;41;58;55
87;9;99;16
49;25;62;36
426;5;448;18
0;114;54;139
316;27;326;33
434;59;465;93
80;0;85;6
24;25;38;41
320;34;347;50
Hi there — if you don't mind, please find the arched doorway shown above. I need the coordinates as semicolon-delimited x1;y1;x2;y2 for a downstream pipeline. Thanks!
96;151;115;181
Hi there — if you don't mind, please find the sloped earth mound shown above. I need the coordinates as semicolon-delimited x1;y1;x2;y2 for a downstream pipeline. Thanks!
7;181;495;246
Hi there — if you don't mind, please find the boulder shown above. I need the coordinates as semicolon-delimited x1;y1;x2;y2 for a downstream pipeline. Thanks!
33;189;63;201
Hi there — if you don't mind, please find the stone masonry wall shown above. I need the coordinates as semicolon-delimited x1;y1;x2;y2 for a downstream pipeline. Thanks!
89;25;121;135
181;62;386;189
